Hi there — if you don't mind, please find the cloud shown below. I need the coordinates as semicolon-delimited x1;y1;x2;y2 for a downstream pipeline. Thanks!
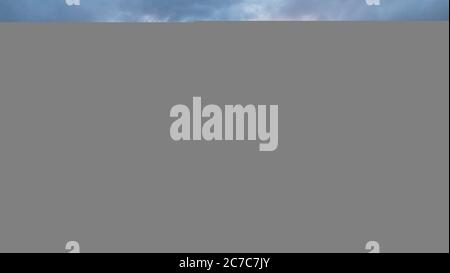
278;0;449;21
0;0;448;21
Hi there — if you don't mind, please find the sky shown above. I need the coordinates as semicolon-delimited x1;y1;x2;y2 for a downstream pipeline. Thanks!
0;0;448;22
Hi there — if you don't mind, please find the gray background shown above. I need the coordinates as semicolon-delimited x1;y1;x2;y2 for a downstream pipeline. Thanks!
0;23;448;252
